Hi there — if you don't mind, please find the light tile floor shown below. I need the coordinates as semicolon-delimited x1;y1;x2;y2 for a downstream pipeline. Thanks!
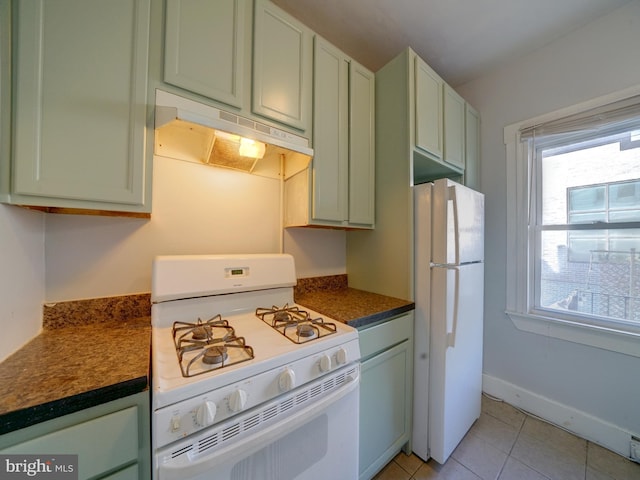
374;395;640;480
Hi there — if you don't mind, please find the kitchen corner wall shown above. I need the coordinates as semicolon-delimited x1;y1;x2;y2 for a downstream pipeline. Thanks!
43;154;346;301
456;0;640;454
0;205;44;361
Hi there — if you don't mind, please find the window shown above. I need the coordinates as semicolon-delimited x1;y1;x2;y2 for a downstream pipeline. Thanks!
505;91;640;356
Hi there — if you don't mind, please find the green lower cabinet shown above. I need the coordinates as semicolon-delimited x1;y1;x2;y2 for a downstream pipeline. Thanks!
358;312;414;480
0;392;150;480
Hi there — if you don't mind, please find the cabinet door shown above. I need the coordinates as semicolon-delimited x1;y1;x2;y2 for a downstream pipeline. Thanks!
359;340;411;480
349;60;375;227
312;37;348;223
443;84;465;171
415;57;443;159
464;104;480;190
252;0;311;133
164;0;245;108
12;0;151;210
1;407;139;479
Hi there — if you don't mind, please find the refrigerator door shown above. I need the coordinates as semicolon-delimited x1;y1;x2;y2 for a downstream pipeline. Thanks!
432;179;484;266
429;262;484;464
412;183;433;460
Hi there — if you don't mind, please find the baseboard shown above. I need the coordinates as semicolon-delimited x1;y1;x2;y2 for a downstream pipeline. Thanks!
482;374;636;460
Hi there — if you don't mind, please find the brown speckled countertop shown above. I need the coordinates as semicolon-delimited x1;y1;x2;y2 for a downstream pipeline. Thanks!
0;294;151;435
0;278;410;436
295;275;415;329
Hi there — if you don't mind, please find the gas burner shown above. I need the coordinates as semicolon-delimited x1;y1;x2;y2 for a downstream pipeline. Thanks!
203;346;228;365
173;314;228;346
256;305;306;326
172;315;254;377
256;304;337;344
297;324;316;338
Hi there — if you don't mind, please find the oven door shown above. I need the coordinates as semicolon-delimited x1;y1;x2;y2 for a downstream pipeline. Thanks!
156;365;359;480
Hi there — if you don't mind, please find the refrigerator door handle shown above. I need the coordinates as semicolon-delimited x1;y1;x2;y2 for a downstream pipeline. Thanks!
446;266;460;348
448;186;460;265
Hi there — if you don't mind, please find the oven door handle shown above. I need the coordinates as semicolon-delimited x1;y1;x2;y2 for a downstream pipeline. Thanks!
158;372;359;480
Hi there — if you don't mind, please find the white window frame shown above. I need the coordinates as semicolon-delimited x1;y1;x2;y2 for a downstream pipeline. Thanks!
504;86;640;358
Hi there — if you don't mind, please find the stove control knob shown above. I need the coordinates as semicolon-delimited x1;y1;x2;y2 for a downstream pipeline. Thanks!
319;354;332;372
195;401;217;427
278;368;296;392
336;347;348;365
228;389;248;412
170;416;181;432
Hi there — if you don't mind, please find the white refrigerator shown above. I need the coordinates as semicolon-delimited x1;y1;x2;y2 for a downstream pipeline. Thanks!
412;178;485;464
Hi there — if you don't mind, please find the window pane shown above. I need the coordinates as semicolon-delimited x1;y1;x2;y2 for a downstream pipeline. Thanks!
569;185;605;213
568;212;606;224
566;232;607;262
540;132;640;226
539;229;640;323
609;210;640;222
609;180;640;209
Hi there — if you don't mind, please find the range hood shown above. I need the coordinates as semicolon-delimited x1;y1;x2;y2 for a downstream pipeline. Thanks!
154;90;313;180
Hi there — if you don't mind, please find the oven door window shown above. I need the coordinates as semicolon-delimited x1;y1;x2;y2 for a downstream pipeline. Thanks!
231;414;328;479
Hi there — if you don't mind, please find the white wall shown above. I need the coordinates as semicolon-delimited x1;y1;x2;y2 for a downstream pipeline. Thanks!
44;154;346;301
0;205;44;361
457;0;640;453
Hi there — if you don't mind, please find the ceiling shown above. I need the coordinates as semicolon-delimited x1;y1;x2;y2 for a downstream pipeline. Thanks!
271;0;633;86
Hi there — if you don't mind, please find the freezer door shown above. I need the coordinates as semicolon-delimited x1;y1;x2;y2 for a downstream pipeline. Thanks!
429;262;483;464
432;179;484;265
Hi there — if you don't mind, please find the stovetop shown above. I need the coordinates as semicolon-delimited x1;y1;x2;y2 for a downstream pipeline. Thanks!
151;295;357;409
150;254;360;411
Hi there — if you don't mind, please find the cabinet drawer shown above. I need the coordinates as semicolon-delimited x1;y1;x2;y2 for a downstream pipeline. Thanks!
359;313;413;359
2;406;139;479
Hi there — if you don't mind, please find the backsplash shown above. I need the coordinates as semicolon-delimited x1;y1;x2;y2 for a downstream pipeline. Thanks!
43;293;151;329
41;275;346;329
294;274;347;296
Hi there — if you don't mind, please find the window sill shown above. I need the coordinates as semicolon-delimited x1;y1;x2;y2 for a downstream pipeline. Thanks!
506;310;640;358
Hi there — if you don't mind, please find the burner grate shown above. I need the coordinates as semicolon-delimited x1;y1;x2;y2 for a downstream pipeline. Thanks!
172;315;254;377
255;304;337;344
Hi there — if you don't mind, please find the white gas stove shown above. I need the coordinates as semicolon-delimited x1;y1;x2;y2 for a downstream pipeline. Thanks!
151;254;360;480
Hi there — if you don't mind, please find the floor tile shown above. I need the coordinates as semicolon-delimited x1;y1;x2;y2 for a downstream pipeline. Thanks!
586;465;616;480
394;452;423;476
511;423;586;480
413;458;482;480
520;416;587;457
451;431;509;480
498;457;550;480
375;397;636;480
587;442;640;480
481;396;526;430
470;412;520;454
372;459;411;480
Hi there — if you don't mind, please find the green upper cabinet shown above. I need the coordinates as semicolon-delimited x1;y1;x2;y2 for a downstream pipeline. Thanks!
311;37;349;223
284;36;374;229
252;0;312;134
443;83;466;171
0;0;10;200
415;57;443;160
348;60;375;227
164;0;247;109
4;0;152;214
464;103;481;190
397;48;467;183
